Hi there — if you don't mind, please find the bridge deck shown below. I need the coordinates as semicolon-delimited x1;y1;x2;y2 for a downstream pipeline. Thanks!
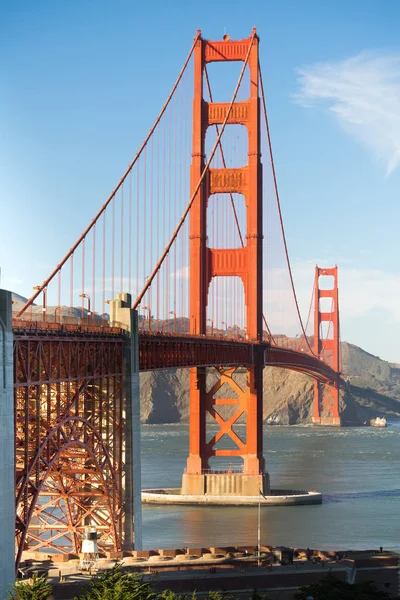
12;320;337;382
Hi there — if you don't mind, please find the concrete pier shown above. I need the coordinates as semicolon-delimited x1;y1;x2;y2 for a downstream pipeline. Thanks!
312;416;342;426
142;488;322;506
109;293;142;550
0;290;16;596
182;471;270;496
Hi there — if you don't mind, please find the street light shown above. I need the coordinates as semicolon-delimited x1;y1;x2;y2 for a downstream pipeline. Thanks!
221;321;226;337
169;310;176;333
207;318;214;336
54;306;63;323
33;286;47;322
142;306;151;331
79;293;91;321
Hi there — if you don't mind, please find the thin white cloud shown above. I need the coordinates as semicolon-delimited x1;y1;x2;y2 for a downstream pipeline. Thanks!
296;51;400;175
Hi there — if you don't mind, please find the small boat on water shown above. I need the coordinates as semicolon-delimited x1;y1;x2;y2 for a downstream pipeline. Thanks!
369;417;387;428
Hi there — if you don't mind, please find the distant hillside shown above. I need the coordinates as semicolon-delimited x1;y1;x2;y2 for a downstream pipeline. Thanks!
11;292;36;310
341;342;400;398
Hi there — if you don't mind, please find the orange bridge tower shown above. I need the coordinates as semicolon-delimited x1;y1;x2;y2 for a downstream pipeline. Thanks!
182;30;269;496
313;266;341;426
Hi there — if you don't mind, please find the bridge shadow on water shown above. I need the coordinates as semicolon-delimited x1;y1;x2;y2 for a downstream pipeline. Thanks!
323;488;400;503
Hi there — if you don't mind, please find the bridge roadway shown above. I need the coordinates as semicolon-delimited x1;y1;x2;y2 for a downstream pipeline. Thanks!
12;319;337;384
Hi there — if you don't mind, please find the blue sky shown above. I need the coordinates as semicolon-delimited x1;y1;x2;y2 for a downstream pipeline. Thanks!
1;0;400;361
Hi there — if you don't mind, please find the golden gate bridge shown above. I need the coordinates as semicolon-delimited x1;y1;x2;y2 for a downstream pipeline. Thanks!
7;29;340;570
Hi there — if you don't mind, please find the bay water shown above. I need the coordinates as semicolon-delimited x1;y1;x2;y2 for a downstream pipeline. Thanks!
141;422;400;552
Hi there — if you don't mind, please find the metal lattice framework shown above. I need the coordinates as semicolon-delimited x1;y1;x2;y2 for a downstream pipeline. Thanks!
14;328;126;567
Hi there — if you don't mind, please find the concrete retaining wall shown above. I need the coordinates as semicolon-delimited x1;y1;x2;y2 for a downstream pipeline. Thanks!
0;290;16;596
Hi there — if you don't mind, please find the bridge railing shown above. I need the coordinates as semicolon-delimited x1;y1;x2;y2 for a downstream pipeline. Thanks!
12;316;126;336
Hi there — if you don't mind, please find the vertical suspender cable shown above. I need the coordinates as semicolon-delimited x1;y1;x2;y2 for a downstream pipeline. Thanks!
102;211;106;310
120;184;124;294
143;148;147;299
57;271;61;311
81;239;85;317
70;254;73;317
128;171;132;294
111;197;115;300
136;157;140;301
92;224;96;314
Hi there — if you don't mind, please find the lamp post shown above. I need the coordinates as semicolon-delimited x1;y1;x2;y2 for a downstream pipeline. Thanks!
207;318;214;336
79;293;91;321
221;321;226;337
54;306;63;323
169;310;176;333
142;306;151;331
33;286;47;322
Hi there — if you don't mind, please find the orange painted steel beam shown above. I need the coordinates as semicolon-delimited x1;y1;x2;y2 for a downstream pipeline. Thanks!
313;266;341;423
187;29;264;476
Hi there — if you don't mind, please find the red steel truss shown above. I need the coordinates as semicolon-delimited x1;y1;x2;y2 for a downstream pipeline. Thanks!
13;327;126;568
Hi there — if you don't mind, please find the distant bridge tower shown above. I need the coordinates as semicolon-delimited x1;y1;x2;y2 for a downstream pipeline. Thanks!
182;30;269;496
313;266;341;426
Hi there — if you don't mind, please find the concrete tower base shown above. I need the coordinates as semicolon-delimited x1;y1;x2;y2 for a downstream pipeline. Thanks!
312;416;341;426
181;472;270;496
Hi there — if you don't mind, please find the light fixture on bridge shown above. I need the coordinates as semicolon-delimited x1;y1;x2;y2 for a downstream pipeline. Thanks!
79;293;91;320
33;286;47;322
54;306;63;323
207;318;214;336
169;310;176;332
141;305;151;330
